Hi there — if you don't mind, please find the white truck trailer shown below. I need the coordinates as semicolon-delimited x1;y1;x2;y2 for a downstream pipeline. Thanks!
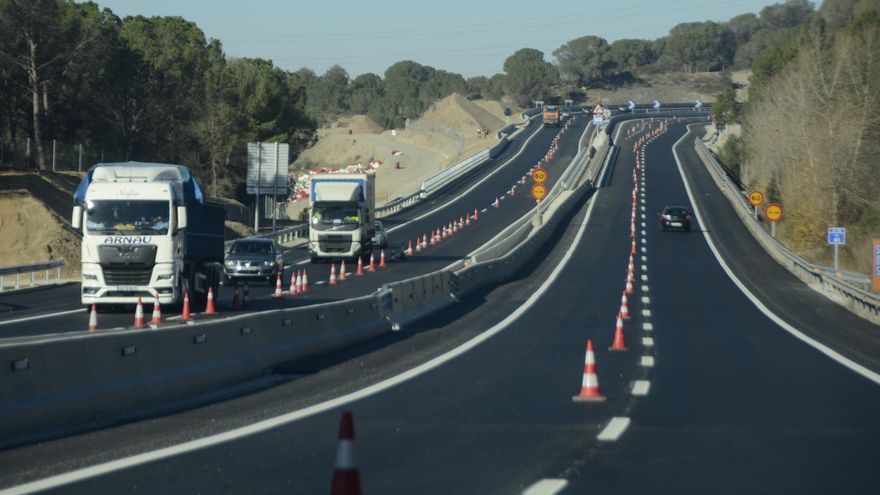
308;173;376;262
71;162;226;308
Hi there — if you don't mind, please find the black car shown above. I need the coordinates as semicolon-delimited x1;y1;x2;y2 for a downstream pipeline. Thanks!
223;238;282;286
659;206;692;231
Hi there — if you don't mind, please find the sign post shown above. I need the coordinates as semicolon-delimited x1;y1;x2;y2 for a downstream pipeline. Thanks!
827;227;846;272
765;203;783;238
532;167;548;227
247;142;290;233
873;239;880;292
748;190;764;221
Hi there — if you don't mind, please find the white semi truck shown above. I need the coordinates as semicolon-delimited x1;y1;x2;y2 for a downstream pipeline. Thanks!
71;162;226;309
308;173;376;263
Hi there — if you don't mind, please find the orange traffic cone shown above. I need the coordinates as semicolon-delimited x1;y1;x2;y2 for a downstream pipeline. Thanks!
242;284;250;308
625;272;634;295
620;292;630;319
368;252;376;272
493;197;500;208
329;262;338;285
301;270;309;293
465;214;471;226
631;240;637;256
134;297;145;329
150;294;162;325
205;287;217;314
232;285;241;310
610;315;629;351
572;340;606;402
407;240;413;256
88;304;98;331
340;259;348;281
422;234;428;249
273;274;283;299
429;230;436;246
415;238;422;253
356;256;364;275
379;250;386;268
182;291;192;320
289;271;298;295
329;411;362;495
474;208;479;221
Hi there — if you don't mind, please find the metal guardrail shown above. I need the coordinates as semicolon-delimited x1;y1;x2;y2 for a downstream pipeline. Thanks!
693;136;880;323
0;259;64;291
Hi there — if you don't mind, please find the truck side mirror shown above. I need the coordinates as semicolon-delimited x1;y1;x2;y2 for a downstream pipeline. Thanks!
72;206;82;230
176;206;188;230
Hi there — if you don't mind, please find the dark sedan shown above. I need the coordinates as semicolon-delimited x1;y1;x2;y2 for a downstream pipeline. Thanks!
659;206;692;231
223;238;282;286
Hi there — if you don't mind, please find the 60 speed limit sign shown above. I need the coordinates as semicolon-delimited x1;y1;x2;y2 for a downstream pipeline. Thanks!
748;190;764;206
532;167;548;184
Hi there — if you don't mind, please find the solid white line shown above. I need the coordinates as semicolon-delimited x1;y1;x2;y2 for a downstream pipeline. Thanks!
643;322;654;331
522;479;569;495
0;308;85;327
631;380;651;396
597;417;631;442
672;126;880;387
642;337;655;347
640;356;655;367
1;139;612;495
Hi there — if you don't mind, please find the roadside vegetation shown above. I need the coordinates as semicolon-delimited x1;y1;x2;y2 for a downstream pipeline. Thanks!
710;0;880;274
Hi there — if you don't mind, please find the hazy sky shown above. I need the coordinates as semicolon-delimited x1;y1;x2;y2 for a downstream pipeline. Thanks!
94;0;788;78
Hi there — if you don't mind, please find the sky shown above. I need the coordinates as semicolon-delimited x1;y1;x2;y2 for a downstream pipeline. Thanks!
93;0;789;78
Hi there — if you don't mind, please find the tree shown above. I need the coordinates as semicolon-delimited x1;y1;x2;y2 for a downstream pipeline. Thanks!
606;39;656;72
349;72;383;114
759;0;816;30
0;0;102;170
501;48;557;107
711;87;738;124
727;13;762;47
657;21;735;72
553;35;610;86
820;0;880;28
308;64;350;119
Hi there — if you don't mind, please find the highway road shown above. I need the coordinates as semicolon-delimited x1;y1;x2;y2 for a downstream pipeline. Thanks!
0;116;584;339
1;118;878;494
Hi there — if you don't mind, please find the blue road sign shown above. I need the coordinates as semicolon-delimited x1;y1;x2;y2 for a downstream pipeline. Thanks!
875;244;880;276
652;100;661;109
827;227;846;245
627;100;636;110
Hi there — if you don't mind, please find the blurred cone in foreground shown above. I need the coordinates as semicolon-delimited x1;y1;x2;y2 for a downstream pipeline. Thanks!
330;411;362;495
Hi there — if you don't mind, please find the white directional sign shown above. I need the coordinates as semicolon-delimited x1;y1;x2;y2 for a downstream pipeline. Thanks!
827;227;846;245
694;100;703;109
652;100;661;110
627;100;636;110
247;142;289;195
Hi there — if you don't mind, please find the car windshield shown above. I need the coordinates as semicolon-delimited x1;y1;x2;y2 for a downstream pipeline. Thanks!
85;200;170;235
231;242;273;255
665;208;689;216
312;205;360;226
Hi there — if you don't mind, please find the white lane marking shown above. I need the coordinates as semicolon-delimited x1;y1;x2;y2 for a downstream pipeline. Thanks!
0;308;86;327
641;255;647;262
641;285;649;292
641;264;648;271
641;297;650;304
642;337;655;347
641;247;647;253
641;275;648;282
631;381;651;396
386;121;546;235
522;479;569;495
1;135;613;495
642;309;652;317
597;417;631;442
641;222;646;228
672;127;880;386
640;230;646;236
640;356;655;367
641;214;646;220
643;322;654;331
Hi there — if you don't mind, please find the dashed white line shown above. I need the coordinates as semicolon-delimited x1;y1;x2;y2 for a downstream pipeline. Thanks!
522;479;569;495
642;322;654;331
642;337;655;347
642;309;652;317
640;356;655;367
641;264;648;271
641;285;649;292
597;417;631;442
641;256;647;262
641;297;650;304
631;380;651;396
641;274;648;282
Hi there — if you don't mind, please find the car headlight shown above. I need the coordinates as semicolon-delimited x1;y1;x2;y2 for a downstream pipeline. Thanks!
262;260;275;267
82;273;98;281
225;260;235;268
157;273;174;281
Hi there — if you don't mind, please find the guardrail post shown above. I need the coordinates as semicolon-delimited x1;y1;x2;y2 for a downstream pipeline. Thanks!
0;275;4;291
56;265;61;283
15;273;20;289
30;271;35;287
45;269;50;283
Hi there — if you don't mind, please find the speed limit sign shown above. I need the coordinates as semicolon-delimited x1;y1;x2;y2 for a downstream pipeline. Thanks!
532;167;548;184
748;190;764;206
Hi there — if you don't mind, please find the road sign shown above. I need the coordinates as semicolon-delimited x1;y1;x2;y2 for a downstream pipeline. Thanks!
748;190;764;206
873;240;880;292
531;184;547;202
247;142;289;194
765;203;783;222
827;227;846;245
532;167;548;184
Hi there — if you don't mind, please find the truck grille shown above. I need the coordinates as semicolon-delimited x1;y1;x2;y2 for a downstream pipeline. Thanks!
319;235;352;253
103;268;153;286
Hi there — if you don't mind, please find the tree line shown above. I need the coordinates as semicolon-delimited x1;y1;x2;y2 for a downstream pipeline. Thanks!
0;0;846;205
712;0;880;273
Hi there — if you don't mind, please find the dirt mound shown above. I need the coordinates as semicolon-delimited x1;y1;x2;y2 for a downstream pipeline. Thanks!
414;93;506;139
590;72;727;105
325;115;383;134
0;192;80;278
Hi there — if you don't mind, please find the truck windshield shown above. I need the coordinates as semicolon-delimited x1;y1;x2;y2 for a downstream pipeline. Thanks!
85;200;170;235
312;205;360;227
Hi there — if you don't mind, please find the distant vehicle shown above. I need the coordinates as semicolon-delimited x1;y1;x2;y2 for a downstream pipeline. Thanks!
223;238;282;286
308;173;377;263
659;206;692;231
372;220;388;250
561;108;571;120
543;105;561;126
